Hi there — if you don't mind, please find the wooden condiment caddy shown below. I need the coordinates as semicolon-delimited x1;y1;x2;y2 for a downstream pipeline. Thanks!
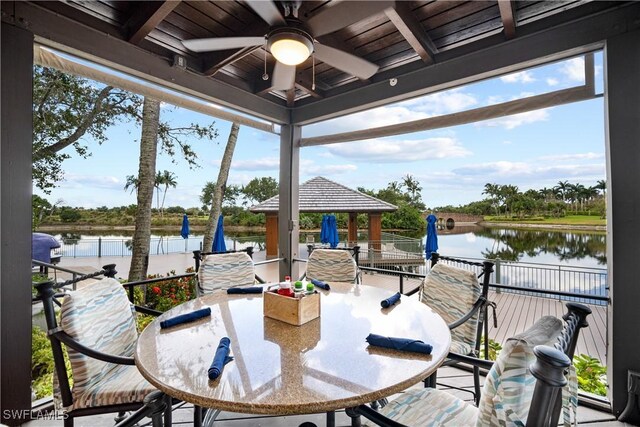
263;289;321;326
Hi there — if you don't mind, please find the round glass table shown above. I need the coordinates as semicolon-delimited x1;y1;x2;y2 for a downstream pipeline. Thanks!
135;282;451;417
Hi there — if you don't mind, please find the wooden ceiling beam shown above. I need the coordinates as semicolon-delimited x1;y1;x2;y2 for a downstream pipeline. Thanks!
126;1;181;45
498;0;516;39
385;2;438;64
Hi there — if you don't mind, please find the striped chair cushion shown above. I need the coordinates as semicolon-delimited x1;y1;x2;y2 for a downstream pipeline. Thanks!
306;249;357;283
420;263;480;354
476;315;563;426
198;251;255;295
380;388;478;426
59;278;153;409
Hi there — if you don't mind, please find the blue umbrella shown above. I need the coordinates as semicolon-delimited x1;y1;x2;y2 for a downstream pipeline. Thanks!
212;215;227;252
425;214;438;261
320;214;329;244
327;215;339;248
181;214;190;252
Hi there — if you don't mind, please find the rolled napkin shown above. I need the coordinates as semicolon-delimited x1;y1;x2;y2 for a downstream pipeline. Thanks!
208;337;234;380
380;292;401;308
160;307;211;329
366;333;433;354
227;286;263;294
310;278;331;290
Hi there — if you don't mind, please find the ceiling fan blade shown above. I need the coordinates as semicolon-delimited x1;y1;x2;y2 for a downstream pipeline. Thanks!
182;37;264;52
314;43;379;80
272;62;296;90
245;0;286;26
307;0;395;37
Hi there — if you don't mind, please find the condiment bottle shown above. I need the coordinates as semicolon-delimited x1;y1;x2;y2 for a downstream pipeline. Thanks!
277;281;294;297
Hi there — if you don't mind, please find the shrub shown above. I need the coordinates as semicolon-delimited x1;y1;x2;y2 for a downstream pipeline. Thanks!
32;326;72;400
479;337;502;361
59;207;81;222
574;353;607;396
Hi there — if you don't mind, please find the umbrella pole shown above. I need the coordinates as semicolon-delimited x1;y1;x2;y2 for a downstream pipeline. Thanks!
185;238;188;253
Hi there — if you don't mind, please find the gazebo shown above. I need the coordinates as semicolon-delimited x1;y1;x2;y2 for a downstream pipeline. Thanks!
250;176;397;257
2;1;640;422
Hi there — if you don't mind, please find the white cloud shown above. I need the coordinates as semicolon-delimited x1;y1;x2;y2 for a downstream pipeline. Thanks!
63;174;122;190
500;71;536;83
399;88;478;114
327;137;472;163
559;57;585;83
476;109;550;130
452;161;604;180
225;157;280;171
546;77;559;86
502;140;512;145
303;164;358;174
536;152;604;162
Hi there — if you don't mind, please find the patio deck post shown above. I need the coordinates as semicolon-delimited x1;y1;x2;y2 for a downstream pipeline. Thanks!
605;26;640;416
0;23;34;425
278;124;301;280
265;213;278;258
348;212;358;246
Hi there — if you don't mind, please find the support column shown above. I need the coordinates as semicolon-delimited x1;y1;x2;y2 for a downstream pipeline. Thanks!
348;212;358;246
1;23;34;425
265;213;278;258
278;125;301;280
368;213;382;252
604;27;640;416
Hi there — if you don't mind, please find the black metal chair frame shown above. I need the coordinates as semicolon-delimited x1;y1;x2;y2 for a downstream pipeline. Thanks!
413;252;495;405
33;264;175;427
345;302;593;427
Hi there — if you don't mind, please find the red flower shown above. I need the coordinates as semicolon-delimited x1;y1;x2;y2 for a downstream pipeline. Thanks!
152;286;161;295
170;294;175;299
171;288;175;292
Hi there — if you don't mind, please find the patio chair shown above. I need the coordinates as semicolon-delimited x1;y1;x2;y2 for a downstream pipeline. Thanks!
346;302;592;427
417;253;495;405
305;248;360;284
194;249;258;296
34;274;170;427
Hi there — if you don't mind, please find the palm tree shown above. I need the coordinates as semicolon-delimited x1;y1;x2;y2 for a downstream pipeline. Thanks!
554;180;570;204
595;179;607;197
124;175;139;194
483;183;500;215
158;170;177;217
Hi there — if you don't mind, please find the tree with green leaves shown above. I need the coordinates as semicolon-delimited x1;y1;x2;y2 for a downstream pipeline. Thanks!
200;182;242;209
33;66;142;192
242;177;279;205
158;170;177;217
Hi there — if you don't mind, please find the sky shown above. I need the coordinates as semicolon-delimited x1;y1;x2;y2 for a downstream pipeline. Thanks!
35;52;606;210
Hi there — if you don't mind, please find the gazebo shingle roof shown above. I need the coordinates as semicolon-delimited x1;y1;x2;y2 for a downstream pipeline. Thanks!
250;176;397;214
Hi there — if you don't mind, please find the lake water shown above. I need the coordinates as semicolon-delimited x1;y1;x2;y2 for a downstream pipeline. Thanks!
47;225;606;269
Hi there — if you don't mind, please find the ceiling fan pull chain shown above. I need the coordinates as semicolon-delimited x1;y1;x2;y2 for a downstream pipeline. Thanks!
262;38;269;81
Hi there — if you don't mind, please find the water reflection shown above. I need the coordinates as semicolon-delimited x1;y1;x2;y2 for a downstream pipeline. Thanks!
474;227;606;265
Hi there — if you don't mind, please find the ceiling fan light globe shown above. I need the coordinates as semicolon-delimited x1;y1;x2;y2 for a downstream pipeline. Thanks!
268;31;314;66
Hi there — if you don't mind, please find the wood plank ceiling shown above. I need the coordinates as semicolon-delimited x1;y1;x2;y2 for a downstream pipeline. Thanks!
31;0;620;108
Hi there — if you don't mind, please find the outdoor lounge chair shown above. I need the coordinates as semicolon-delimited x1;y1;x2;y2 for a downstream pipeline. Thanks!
194;249;258;296
34;272;170;427
345;302;592;427
417;253;495;404
306;248;360;284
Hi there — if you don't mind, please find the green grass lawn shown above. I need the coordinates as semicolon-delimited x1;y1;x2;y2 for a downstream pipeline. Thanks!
484;215;605;226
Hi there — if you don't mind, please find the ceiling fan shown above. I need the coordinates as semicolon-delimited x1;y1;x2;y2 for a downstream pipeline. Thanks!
181;0;394;91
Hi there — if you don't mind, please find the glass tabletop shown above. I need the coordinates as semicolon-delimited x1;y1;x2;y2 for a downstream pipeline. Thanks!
135;282;451;415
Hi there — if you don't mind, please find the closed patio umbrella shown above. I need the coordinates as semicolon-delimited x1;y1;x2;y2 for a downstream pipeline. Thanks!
181;214;190;252
212;215;227;252
327;215;339;248
425;214;438;261
320;214;329;244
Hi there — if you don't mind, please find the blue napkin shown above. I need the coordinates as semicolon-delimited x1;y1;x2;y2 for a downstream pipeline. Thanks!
381;292;401;308
160;308;211;329
366;333;433;354
227;287;263;294
208;337;234;380
311;279;331;290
